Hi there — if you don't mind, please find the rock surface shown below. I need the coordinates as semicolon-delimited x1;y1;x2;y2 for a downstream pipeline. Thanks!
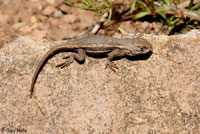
0;31;200;133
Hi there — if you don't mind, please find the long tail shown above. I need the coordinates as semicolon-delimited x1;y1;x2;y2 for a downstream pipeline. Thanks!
30;44;74;98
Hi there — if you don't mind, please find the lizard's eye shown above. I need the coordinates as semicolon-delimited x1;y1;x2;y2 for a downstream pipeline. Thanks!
138;47;145;52
140;47;144;51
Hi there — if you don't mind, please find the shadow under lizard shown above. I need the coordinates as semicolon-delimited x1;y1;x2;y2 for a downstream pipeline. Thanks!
30;35;152;98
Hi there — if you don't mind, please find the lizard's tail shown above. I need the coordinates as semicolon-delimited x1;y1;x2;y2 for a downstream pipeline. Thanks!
30;44;74;98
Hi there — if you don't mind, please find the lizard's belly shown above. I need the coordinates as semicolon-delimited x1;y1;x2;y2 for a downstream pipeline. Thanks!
85;49;111;55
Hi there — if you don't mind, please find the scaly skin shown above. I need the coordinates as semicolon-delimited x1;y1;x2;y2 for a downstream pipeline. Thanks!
30;35;152;98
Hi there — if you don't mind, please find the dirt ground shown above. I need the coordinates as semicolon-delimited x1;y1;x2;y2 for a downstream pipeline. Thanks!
0;0;199;48
0;0;96;47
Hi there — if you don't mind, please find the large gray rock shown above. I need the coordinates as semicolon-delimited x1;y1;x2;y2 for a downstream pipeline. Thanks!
0;31;200;133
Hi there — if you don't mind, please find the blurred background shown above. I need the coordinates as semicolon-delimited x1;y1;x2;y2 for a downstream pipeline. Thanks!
0;0;199;47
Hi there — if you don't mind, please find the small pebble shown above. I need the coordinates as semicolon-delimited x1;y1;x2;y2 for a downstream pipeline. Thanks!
42;6;56;16
53;11;63;18
63;14;77;24
46;0;55;5
30;16;37;23
12;22;26;30
59;4;71;14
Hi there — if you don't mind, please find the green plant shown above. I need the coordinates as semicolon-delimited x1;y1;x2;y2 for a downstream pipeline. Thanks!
64;0;113;24
64;0;200;35
130;0;200;34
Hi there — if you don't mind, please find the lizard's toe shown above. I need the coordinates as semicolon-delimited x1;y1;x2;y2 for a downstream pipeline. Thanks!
56;57;74;68
105;61;118;72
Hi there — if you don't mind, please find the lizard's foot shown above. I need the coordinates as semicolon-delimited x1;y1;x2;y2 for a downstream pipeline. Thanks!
105;61;118;72
56;57;74;68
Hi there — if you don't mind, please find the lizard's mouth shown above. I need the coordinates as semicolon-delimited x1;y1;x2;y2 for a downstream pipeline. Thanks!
130;51;137;56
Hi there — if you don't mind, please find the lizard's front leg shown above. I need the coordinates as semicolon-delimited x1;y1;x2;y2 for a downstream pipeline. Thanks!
106;49;126;71
56;48;85;68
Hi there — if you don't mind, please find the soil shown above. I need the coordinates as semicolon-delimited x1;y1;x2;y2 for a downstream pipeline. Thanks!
0;0;199;48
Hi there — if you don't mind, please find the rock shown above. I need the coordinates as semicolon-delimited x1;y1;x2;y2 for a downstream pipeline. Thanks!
42;6;56;16
0;13;9;24
12;22;26;30
140;21;150;29
59;4;72;14
63;14;77;24
19;25;32;34
37;14;48;21
30;15;37;23
29;29;47;38
48;25;70;40
0;31;200;133
53;10;63;18
49;18;59;25
46;0;63;6
46;0;55;5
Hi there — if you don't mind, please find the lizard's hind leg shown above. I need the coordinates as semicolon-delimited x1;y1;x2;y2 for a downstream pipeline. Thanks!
56;49;86;68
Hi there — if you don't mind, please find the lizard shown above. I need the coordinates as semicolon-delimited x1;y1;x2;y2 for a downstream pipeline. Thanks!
30;34;152;98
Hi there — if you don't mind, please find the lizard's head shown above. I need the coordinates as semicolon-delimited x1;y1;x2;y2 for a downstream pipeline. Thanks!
125;38;152;56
